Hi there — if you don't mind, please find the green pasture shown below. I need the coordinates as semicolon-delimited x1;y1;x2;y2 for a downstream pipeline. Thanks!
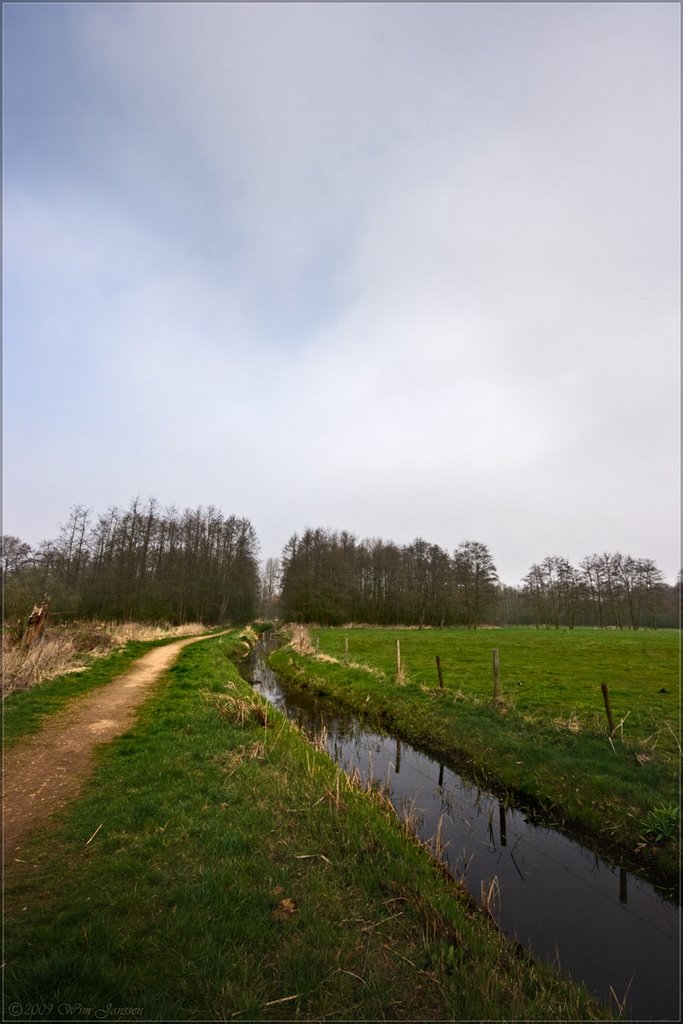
313;626;679;756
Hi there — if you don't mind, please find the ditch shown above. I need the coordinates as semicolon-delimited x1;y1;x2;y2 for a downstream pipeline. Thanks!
242;634;679;1022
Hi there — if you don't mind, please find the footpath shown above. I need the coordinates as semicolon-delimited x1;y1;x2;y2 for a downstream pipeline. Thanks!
2;632;229;858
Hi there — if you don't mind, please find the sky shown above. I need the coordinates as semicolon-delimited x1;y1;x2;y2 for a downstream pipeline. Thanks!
2;2;680;585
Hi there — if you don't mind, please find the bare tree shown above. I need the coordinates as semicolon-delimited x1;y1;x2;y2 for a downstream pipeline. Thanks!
260;557;281;620
453;541;499;629
1;536;33;577
580;554;605;627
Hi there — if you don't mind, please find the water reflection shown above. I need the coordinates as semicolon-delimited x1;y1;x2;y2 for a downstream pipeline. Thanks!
245;639;680;1022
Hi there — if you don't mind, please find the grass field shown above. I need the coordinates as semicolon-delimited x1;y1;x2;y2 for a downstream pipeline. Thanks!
269;626;680;887
4;634;612;1021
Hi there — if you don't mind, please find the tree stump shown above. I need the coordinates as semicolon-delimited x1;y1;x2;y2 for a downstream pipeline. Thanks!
25;596;50;647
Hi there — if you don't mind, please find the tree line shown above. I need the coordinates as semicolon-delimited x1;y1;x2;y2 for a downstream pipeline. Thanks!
3;511;678;629
519;553;669;630
279;530;500;627
2;499;260;626
276;528;678;629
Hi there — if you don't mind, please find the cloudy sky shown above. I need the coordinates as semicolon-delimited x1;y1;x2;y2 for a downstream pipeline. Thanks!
3;3;680;584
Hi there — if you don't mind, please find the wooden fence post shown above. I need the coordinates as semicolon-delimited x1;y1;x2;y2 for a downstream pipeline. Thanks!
396;640;401;676
344;637;349;664
436;655;444;689
492;649;501;700
601;683;616;736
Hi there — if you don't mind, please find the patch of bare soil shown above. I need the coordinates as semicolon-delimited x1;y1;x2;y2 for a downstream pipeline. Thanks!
2;632;230;860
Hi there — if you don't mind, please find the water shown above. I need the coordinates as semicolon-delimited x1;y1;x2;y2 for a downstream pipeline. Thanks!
244;637;680;1022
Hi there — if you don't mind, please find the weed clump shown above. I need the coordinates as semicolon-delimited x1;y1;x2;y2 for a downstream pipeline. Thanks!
202;685;269;727
640;805;680;845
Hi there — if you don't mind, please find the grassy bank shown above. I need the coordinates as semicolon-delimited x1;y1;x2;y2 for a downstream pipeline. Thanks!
4;634;612;1021
269;627;680;887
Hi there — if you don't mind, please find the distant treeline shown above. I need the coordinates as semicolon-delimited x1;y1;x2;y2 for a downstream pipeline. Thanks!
277;528;678;629
3;500;260;625
3;509;678;629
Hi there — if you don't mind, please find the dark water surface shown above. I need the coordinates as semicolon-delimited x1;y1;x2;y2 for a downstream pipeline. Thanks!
243;637;680;1021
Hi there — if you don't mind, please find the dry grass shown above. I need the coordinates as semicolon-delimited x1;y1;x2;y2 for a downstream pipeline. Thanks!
480;876;501;921
285;625;386;679
102;621;206;644
235;625;259;655
201;683;269;727
553;709;582;734
1;620;207;697
288;623;317;655
213;740;266;776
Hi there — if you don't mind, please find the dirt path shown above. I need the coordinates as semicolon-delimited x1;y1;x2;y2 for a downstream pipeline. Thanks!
3;632;230;860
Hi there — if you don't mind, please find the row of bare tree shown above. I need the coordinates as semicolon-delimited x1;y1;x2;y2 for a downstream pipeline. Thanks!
270;530;677;629
521;553;668;629
3;499;260;625
278;529;500;627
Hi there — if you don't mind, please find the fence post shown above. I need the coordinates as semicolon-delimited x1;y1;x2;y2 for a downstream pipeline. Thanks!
436;655;444;689
344;637;349;664
601;683;616;736
396;639;401;676
492;649;501;700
